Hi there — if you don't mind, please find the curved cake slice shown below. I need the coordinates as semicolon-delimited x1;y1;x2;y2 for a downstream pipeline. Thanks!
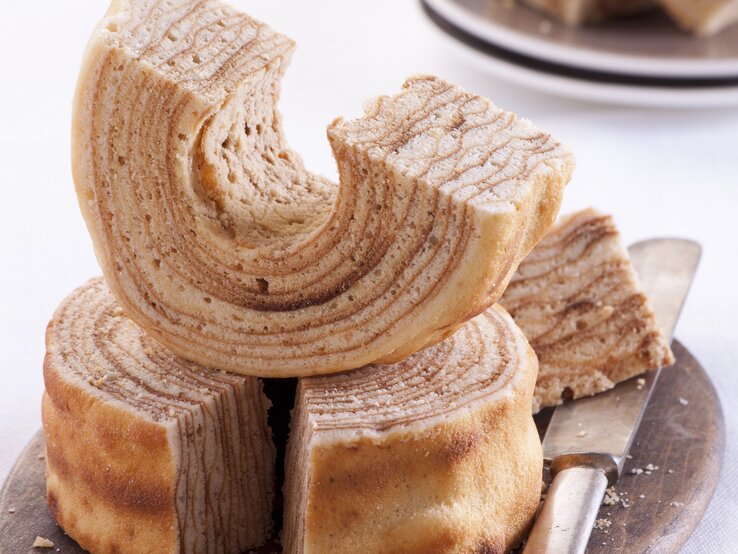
500;209;675;413
283;305;541;554
72;0;573;377
522;0;655;25
658;0;738;35
42;278;275;554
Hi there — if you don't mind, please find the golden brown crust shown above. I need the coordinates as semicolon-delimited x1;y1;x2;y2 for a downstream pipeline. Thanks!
304;407;540;554
42;278;275;554
72;0;573;377
284;306;542;554
42;390;177;554
500;208;675;412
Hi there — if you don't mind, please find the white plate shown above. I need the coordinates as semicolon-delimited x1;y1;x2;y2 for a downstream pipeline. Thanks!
422;0;738;108
423;0;738;78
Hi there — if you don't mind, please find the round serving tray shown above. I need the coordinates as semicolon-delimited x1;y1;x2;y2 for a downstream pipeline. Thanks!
422;0;738;79
422;0;738;107
0;341;724;553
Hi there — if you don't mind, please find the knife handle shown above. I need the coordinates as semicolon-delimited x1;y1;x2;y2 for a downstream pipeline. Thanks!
523;466;609;554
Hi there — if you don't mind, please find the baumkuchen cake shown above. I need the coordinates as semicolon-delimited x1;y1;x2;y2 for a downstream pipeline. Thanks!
42;278;275;554
657;0;738;35
282;305;542;553
72;0;574;377
500;209;674;413
521;0;655;25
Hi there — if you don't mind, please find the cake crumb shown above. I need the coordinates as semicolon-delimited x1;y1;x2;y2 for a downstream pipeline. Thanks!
602;487;620;506
636;378;646;389
7;507;15;514
594;518;612;530
576;430;587;438
630;467;644;475
670;501;684;507
639;494;646;499
32;536;54;549
678;397;689;406
668;469;675;474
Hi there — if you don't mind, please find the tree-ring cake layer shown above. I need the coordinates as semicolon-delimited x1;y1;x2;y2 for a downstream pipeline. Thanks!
283;305;542;553
72;0;574;376
42;278;275;554
500;208;675;413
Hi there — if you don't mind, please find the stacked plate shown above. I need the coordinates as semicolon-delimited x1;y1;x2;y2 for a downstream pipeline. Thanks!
422;0;738;107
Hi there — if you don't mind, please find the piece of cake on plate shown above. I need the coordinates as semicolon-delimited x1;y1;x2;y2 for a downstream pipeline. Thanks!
43;279;276;554
283;306;542;553
500;208;674;413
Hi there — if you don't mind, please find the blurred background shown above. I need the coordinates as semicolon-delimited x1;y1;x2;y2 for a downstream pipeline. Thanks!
0;1;736;552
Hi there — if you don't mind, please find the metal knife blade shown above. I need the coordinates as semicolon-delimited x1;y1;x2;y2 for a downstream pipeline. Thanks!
542;238;702;473
522;239;701;554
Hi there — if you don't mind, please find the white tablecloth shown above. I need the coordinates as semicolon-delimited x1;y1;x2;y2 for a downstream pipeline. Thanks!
1;1;736;551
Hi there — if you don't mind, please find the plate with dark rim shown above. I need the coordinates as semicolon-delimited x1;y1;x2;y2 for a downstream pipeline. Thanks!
422;0;738;107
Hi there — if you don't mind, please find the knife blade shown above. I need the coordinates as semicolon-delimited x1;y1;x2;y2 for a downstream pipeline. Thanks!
523;239;701;554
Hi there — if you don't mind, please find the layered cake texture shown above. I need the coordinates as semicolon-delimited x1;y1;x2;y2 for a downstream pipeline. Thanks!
657;0;738;35
42;282;543;554
283;306;542;553
46;0;588;551
500;209;674;412
42;279;275;554
72;0;573;377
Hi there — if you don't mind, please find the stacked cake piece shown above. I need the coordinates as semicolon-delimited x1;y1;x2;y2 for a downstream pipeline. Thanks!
283;307;541;553
43;279;275;553
41;0;672;553
500;209;674;413
71;0;572;376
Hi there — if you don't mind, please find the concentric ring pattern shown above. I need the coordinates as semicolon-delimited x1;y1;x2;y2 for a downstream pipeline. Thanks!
283;304;542;553
72;0;573;376
42;278;275;553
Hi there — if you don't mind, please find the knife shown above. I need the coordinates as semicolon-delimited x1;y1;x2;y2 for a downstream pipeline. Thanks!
523;238;702;554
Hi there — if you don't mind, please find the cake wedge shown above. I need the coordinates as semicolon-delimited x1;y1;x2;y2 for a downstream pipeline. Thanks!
72;0;574;377
42;279;275;554
283;305;541;553
500;209;674;412
658;0;738;35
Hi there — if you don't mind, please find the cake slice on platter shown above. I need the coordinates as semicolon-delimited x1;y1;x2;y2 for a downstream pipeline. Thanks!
500;208;675;413
283;305;541;554
42;279;275;554
658;0;738;35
